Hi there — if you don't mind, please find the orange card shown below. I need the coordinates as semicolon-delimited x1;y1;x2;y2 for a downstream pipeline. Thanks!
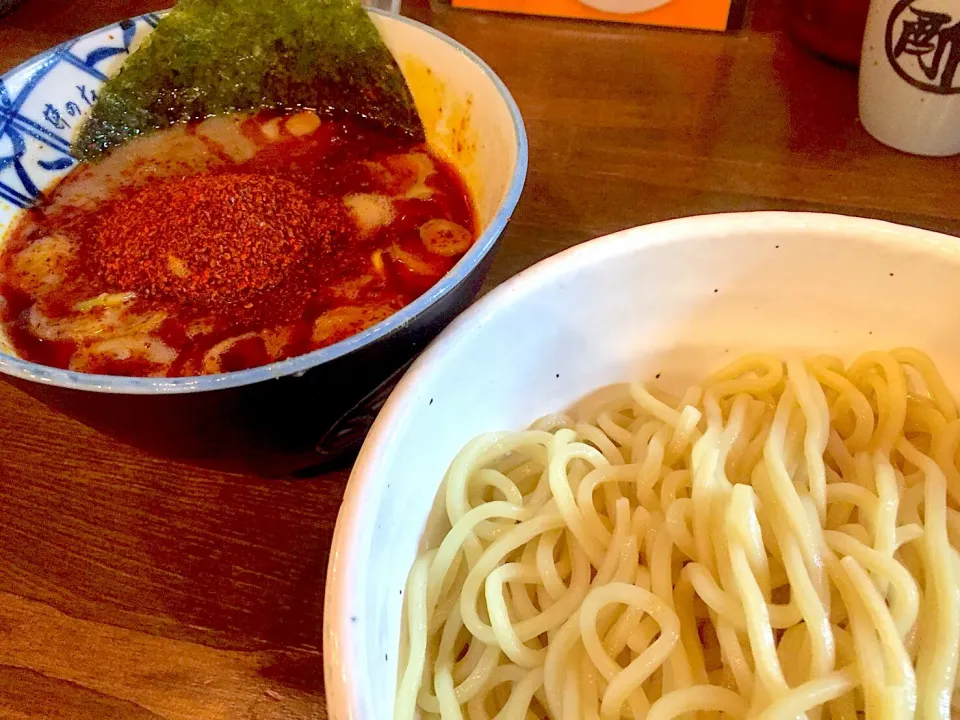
450;0;743;31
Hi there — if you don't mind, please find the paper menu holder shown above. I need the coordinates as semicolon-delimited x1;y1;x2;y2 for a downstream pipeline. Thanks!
448;0;748;31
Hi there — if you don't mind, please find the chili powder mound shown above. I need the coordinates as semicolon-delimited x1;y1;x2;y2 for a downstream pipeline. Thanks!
91;173;346;308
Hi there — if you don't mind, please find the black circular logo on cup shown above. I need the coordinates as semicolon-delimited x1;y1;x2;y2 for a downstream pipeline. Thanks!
886;0;960;94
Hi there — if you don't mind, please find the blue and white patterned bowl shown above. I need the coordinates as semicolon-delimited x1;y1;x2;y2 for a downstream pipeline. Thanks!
0;14;162;211
0;10;527;472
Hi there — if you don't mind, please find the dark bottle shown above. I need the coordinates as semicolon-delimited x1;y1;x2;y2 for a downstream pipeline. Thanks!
788;0;871;67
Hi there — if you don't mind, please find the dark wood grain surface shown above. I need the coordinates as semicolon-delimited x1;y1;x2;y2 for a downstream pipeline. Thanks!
2;0;959;716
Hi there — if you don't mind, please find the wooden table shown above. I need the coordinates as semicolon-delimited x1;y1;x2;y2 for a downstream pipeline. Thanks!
2;0;960;717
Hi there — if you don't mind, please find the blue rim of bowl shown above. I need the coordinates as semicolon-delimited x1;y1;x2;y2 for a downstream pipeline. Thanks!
0;9;528;395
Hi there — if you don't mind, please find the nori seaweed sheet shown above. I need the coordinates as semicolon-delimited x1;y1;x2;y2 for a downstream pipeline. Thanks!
73;0;424;160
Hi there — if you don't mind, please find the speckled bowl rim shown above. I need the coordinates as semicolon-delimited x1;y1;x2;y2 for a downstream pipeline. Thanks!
0;9;528;394
322;211;960;720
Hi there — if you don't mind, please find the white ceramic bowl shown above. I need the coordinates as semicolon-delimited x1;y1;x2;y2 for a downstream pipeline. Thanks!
323;211;960;719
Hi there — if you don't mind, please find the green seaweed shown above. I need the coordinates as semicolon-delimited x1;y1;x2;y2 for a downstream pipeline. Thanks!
73;0;424;161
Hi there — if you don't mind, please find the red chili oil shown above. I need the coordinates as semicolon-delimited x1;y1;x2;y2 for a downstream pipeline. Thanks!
0;111;476;377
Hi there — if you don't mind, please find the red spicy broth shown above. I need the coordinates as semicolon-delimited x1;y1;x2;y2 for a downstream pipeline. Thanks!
0;110;477;377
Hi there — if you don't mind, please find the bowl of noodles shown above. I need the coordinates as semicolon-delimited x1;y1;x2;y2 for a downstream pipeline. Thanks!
324;211;960;720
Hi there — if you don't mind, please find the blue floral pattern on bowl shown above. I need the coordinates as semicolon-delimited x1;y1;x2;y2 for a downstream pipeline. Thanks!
0;13;162;210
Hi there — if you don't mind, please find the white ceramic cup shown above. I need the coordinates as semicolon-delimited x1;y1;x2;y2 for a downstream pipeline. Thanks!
860;0;960;155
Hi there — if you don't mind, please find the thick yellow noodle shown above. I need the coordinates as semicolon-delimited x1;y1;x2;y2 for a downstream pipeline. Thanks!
395;349;960;719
